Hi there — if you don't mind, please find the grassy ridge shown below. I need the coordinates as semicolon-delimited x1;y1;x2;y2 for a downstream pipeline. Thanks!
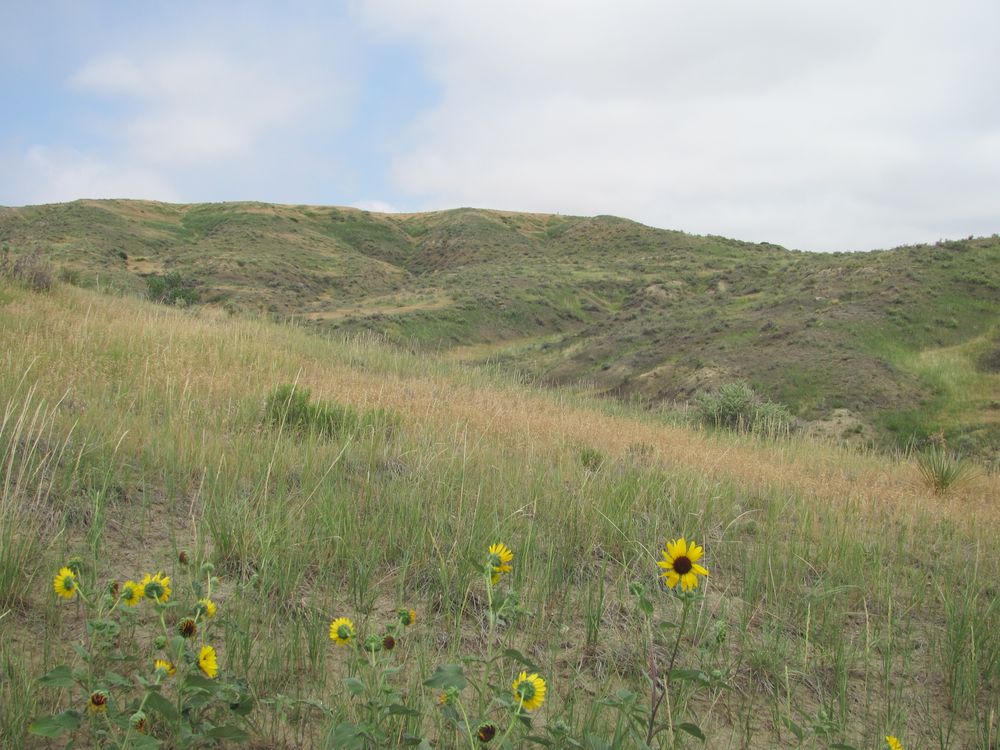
2;200;998;456
1;280;997;747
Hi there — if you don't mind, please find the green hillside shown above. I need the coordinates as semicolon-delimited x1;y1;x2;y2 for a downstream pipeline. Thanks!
2;199;998;456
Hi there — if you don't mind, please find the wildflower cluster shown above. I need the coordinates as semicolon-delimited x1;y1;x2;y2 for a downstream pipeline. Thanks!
31;555;251;745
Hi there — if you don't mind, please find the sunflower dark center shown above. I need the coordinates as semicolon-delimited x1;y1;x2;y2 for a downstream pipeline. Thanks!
478;724;497;742
673;556;693;575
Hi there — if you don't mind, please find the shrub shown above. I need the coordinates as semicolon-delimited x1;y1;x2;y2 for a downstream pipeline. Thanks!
916;446;978;493
145;272;199;306
578;445;605;472
264;384;398;440
57;266;82;286
0;248;54;293
696;382;792;438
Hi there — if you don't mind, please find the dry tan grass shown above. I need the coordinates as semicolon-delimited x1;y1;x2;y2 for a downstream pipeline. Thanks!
10;286;997;535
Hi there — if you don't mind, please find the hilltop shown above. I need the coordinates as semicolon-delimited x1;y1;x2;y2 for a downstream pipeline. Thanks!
1;199;998;456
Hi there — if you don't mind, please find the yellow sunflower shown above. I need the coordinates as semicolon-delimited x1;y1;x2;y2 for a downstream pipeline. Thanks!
140;572;172;603
196;598;217;619
488;542;514;584
329;617;355;646
398;608;416;626
122;580;143;607
886;737;904;750
198;645;218;678
53;567;78;600
657;537;709;591
512;671;546;711
154;659;176;677
88;691;109;714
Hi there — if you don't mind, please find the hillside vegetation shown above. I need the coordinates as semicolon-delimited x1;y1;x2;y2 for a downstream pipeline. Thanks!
2;200;998;457
0;280;997;748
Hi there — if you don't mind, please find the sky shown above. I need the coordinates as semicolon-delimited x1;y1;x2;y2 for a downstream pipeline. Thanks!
1;1;999;251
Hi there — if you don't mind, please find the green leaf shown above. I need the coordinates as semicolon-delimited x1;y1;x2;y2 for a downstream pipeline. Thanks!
502;648;540;672
345;677;366;695
422;664;467;690
37;665;76;688
204;724;250;741
386;703;419;717
183;673;219;692
144;690;179;722
104;670;131;687
782;717;805;741
525;735;553;746
129;735;162;749
28;710;81;737
677;722;706;741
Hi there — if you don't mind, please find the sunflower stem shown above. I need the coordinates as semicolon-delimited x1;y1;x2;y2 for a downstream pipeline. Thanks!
453;696;479;750
497;696;525;747
647;596;691;745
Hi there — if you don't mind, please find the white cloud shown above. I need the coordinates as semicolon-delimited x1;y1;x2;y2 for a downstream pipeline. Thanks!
72;49;321;166
360;0;1000;250
3;9;362;205
3;146;178;204
352;200;401;213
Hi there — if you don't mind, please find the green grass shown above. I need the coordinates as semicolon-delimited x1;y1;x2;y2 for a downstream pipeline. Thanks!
0;280;997;748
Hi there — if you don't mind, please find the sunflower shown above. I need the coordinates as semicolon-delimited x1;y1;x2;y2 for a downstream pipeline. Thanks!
196;598;217;619
488;542;514;584
88;691;109;713
178;617;198;639
198;645;218;678
53;567;78;600
512;671;546;711
329;617;355;646
121;580;143;606
477;723;497;743
140;572;172;603
657;537;709;591
154;659;176;677
398;608;416;626
886;737;904;750
382;635;396;651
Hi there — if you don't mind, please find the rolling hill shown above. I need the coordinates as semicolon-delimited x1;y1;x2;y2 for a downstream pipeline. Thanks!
2;199;998;456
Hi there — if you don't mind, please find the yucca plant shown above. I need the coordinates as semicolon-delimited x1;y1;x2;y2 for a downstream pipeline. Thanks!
916;446;978;493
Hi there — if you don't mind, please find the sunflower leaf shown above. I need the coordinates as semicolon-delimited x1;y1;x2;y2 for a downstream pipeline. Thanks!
678;722;706;741
144;690;179;721
37;665;76;688
204;724;250;741
345;677;366;695
423;664;467;690
502;648;539;672
28;710;81;737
